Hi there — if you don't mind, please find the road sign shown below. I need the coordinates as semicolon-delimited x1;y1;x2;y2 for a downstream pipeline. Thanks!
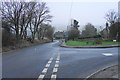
65;32;69;37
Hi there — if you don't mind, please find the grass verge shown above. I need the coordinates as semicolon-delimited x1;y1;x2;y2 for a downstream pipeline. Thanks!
2;39;52;52
66;41;119;46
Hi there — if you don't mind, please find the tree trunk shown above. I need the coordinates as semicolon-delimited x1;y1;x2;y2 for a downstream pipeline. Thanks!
16;26;19;40
20;26;23;39
23;28;27;39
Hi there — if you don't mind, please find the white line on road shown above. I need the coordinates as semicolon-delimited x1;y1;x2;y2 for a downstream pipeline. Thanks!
102;53;113;56
51;74;57;78
48;61;52;64
50;58;53;61
38;74;45;79
57;55;60;60
56;58;60;61
56;61;59;64
42;68;48;73
38;54;60;80
46;64;50;67
38;57;54;80
55;64;59;67
50;54;60;80
53;68;58;73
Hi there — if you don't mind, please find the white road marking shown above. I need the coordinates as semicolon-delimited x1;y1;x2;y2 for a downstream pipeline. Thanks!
38;55;60;80
50;58;53;61
48;61;52;64
56;57;60;61
55;64;59;67
57;56;60;58
38;57;55;80
52;40;59;44
53;68;58;72
51;74;57;78
38;75;45;78
56;61;59;63
42;68;48;73
58;55;60;58
46;64;50;67
102;53;113;56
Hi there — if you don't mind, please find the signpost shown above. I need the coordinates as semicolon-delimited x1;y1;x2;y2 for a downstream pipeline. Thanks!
65;32;69;42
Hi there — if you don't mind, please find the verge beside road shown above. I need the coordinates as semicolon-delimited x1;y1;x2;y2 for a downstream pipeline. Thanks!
60;40;120;48
85;65;118;79
2;39;52;53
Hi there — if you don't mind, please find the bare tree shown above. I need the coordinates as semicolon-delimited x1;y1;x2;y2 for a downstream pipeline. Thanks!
2;1;52;41
45;24;54;41
21;2;37;39
105;10;118;25
31;2;52;40
2;2;24;39
37;24;54;40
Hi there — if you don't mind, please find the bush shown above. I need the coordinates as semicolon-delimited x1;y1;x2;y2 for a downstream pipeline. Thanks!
95;39;102;44
26;37;34;43
2;29;17;47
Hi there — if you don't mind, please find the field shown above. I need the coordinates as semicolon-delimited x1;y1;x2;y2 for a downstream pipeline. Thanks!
66;41;119;46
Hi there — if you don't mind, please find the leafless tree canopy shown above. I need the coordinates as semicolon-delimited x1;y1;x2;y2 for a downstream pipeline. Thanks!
105;10;118;25
2;1;53;42
102;10;119;40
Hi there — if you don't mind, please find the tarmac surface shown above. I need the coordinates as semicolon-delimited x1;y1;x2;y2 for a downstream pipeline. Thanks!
2;40;118;79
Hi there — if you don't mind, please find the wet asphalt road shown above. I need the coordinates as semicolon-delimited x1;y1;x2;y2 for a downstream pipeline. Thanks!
2;40;118;79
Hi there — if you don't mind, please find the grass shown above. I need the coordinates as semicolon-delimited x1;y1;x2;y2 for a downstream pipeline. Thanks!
66;41;119;46
2;39;52;52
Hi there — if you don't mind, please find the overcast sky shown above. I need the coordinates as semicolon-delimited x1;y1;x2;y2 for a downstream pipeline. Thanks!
36;0;119;31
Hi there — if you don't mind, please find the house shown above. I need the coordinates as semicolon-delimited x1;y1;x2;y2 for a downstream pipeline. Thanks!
54;31;65;39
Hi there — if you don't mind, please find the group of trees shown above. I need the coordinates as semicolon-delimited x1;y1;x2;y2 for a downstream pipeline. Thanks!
2;1;54;46
109;22;120;41
81;23;97;38
101;10;120;41
67;9;120;41
101;22;120;41
68;19;97;40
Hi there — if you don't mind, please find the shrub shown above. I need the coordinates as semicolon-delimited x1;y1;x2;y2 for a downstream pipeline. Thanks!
2;29;17;47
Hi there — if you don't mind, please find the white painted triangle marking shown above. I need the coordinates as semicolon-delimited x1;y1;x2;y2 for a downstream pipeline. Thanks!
102;53;113;56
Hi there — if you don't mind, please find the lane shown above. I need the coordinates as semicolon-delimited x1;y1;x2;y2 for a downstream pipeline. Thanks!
2;40;118;79
2;41;60;78
57;45;118;78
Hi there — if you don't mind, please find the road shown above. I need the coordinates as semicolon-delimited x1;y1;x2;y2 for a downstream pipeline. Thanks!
2;40;118;79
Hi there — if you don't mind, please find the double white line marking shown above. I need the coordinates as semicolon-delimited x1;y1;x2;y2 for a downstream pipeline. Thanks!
51;55;60;80
38;55;60;80
38;57;53;80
